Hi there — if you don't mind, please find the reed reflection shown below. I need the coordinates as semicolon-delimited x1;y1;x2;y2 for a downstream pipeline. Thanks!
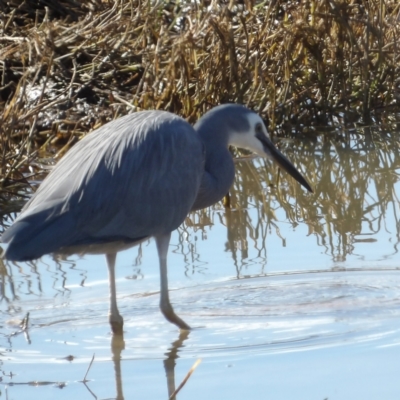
0;257;80;305
181;133;400;271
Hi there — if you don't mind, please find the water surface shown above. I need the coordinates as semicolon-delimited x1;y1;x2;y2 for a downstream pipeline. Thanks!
1;132;400;399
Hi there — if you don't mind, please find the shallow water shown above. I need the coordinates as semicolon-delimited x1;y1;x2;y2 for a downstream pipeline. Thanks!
1;134;400;399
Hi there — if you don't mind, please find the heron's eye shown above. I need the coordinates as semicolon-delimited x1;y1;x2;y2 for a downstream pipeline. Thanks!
255;122;263;133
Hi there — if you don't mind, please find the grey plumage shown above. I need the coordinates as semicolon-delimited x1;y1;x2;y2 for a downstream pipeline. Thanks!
2;111;203;259
1;103;312;333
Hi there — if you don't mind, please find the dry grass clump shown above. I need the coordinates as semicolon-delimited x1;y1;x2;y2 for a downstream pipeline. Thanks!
1;0;400;189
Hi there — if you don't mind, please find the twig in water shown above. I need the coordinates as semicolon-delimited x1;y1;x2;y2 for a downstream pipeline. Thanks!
168;359;201;400
21;312;29;331
82;353;95;383
8;312;31;344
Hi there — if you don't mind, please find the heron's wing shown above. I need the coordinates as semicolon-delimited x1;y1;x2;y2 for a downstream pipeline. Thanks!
2;111;204;260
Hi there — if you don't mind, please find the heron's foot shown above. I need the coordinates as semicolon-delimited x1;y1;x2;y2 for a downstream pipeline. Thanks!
109;312;124;335
160;302;191;330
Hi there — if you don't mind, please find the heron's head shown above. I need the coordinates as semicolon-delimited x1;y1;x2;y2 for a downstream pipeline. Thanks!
195;104;312;192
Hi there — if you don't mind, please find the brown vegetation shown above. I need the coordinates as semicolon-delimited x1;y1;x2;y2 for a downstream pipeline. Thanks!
0;0;400;190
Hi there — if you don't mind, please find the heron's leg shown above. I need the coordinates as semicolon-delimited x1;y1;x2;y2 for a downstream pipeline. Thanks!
155;233;191;330
106;253;124;335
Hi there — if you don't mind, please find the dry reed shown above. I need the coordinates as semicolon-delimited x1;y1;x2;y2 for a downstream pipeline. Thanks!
0;0;400;189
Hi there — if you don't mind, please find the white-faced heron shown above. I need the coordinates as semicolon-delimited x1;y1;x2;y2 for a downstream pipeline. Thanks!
1;104;312;334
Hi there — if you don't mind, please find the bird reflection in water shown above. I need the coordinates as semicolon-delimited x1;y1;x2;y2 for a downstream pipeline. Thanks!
109;331;190;400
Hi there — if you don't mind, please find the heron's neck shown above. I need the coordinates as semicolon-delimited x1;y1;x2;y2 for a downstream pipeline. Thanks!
191;131;235;211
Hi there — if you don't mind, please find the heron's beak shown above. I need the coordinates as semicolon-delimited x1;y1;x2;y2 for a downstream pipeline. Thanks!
256;132;313;192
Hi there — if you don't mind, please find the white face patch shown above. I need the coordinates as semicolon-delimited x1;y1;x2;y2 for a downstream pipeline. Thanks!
228;113;270;157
